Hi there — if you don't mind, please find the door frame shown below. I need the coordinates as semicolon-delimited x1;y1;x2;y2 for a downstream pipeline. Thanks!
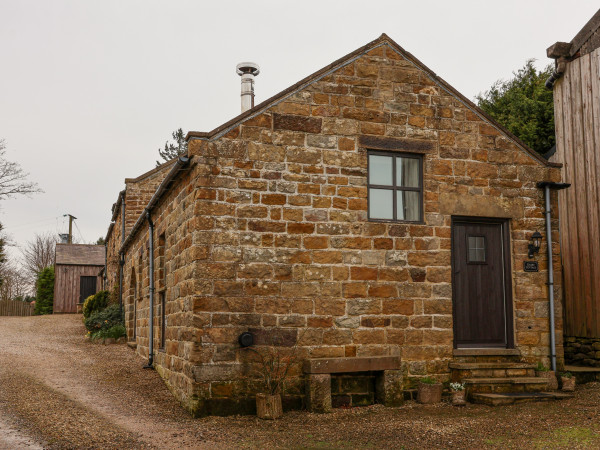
451;216;515;349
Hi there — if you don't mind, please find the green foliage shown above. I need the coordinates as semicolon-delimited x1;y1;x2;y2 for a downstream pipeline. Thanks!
95;236;106;245
89;324;126;341
84;303;123;333
561;371;573;379
420;376;438;385
476;60;555;155
156;128;187;166
34;266;54;315
82;290;110;319
536;362;550;372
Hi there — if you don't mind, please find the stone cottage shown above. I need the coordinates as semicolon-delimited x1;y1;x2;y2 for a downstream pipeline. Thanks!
105;34;564;415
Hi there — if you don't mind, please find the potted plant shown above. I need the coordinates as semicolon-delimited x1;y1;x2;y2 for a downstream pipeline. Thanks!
449;382;466;406
245;335;302;420
560;371;576;392
417;377;443;404
535;362;558;390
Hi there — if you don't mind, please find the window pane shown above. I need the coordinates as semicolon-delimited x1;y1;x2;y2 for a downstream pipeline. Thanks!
369;188;393;219
369;155;393;186
467;236;486;262
396;157;420;187
397;191;420;221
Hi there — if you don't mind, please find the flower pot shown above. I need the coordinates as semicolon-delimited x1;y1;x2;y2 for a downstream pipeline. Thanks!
256;393;283;420
561;376;576;392
535;370;558;390
451;390;466;406
417;383;443;404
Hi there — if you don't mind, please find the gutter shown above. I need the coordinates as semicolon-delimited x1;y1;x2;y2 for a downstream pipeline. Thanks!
537;181;570;371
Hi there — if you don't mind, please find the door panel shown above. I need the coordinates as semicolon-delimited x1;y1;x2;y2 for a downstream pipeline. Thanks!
452;219;512;348
79;276;97;303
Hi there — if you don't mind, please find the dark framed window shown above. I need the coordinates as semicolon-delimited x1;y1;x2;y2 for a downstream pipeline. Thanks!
367;151;423;222
159;292;166;350
467;235;486;264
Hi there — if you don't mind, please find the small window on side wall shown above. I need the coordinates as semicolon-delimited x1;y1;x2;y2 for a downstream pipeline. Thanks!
367;151;423;222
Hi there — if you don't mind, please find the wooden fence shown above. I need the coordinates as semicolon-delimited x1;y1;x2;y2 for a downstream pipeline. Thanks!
0;300;35;316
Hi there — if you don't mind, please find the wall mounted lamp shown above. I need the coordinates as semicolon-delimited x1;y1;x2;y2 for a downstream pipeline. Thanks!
528;231;543;258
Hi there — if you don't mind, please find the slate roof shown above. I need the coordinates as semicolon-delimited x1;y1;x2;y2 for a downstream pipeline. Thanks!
55;244;105;266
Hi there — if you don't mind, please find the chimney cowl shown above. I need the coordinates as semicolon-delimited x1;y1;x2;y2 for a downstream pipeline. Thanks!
237;62;260;113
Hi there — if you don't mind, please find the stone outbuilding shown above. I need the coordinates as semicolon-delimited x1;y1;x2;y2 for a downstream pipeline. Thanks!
54;244;105;313
106;34;564;415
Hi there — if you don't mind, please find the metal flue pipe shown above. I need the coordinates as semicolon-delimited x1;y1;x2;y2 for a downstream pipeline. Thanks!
236;62;260;113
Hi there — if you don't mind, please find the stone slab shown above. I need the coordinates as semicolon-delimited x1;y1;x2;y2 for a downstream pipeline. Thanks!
449;362;535;370
453;348;521;357
303;356;401;374
306;374;332;413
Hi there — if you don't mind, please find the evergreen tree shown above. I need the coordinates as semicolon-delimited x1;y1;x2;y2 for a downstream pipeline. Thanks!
476;60;555;155
156;128;187;166
34;266;54;315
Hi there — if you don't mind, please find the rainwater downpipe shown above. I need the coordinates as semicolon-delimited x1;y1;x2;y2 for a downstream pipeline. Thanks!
144;210;155;369
537;181;570;372
119;197;126;311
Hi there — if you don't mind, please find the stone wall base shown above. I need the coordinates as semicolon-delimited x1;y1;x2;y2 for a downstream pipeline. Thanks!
564;336;600;367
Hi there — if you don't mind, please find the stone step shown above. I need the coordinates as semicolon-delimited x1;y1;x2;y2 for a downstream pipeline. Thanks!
463;377;549;394
449;362;536;370
472;392;574;406
450;362;536;381
564;365;600;384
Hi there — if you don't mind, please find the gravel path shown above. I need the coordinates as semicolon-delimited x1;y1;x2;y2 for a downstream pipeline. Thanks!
1;314;600;449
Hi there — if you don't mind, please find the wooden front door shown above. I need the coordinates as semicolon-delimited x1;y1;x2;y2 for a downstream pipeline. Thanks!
452;218;513;348
79;276;97;303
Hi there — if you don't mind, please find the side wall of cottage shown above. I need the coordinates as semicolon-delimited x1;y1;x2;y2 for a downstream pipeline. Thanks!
121;163;204;414
179;43;563;414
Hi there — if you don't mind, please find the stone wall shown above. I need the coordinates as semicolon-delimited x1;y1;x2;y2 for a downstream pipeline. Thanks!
109;37;564;416
564;336;600;367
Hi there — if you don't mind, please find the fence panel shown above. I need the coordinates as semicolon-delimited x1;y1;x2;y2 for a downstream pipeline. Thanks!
0;300;35;316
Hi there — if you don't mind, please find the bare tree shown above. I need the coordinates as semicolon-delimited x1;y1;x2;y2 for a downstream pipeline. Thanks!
0;261;30;300
21;233;58;283
0;139;42;199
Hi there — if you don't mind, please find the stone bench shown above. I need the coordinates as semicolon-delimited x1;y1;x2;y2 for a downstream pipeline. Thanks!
303;356;403;412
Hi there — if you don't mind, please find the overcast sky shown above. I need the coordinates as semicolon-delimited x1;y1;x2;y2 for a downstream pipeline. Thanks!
0;0;598;264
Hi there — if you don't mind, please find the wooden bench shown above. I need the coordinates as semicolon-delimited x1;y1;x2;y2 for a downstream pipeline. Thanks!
303;356;403;412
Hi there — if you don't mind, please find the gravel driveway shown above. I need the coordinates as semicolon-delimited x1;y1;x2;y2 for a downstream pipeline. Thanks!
1;314;599;449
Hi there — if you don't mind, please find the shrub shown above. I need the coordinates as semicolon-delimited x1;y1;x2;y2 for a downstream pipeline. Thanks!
34;266;54;315
84;303;123;333
82;290;110;319
561;371;573;379
420;376;438;385
90;324;126;341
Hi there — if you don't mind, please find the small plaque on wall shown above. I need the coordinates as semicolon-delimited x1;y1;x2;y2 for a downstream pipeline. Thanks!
524;261;539;272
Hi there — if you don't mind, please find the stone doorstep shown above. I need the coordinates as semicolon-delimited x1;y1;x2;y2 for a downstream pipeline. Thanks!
453;348;521;357
449;362;536;370
472;392;574;406
303;356;401;374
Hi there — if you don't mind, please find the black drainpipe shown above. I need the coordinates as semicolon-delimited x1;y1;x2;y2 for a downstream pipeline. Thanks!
119;196;126;312
103;241;107;290
537;181;570;371
144;209;155;369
